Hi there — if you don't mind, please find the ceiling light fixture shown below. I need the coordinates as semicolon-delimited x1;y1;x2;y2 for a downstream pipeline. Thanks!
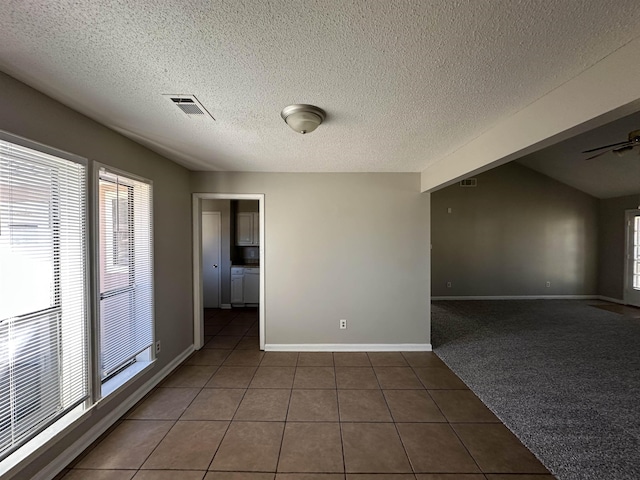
281;104;326;134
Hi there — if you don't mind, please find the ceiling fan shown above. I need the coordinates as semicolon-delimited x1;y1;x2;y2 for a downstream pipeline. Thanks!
582;129;640;160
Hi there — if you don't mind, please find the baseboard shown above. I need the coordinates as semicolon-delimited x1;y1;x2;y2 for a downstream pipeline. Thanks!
220;304;232;309
33;345;195;480
431;295;599;301
265;343;432;352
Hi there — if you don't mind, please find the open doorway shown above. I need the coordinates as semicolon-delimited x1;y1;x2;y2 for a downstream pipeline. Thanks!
625;209;640;307
192;193;265;350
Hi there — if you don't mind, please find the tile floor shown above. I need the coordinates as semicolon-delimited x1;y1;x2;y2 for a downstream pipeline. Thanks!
60;308;555;480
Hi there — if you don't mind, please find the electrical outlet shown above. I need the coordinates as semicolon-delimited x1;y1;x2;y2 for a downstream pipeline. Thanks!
155;340;161;355
546;281;551;288
446;281;452;288
339;319;347;330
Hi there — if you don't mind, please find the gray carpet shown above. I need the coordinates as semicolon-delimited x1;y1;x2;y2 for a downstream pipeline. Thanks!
432;300;640;480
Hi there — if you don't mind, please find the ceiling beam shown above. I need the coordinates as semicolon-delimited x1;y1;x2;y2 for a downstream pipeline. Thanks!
420;36;640;193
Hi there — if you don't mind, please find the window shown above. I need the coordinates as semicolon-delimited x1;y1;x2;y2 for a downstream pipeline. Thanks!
97;168;153;383
0;136;87;461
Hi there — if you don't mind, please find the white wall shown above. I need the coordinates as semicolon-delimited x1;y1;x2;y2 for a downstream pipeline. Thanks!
191;172;431;347
0;71;193;479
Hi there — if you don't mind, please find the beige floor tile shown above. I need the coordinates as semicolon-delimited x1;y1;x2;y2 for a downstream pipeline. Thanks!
367;353;408;367
249;367;296;388
278;475;344;480
76;420;173;469
396;423;480;473
206;366;257;388
234;389;291;421
142;420;228;470
335;367;380;389
383;390;446;422
452;424;549;474
161;365;218;388
298;352;334;366
210;421;284;472
207;474;275;480
484;475;556;480
429;390;499;423
127;388;200;420
181;388;246;420
236;336;261;350
261;352;299;366
338;390;392;422
205;335;243;350
63;471;135;480
185;349;232;366
246;326;260;336
374;367;423;389
287;389;339;422
413;367;468;389
342;423;411;473
347;476;414;480
133;471;208;480
294;367;336;389
224;350;265;366
278;423;344;473
401;352;446;368
218;325;251;336
415;475;486;480
334;353;371;367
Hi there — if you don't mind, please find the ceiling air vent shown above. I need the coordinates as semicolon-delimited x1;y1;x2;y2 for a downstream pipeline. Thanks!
163;94;215;120
459;178;477;187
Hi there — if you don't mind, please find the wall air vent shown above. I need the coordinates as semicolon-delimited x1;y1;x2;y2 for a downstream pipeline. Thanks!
459;178;477;187
163;94;215;120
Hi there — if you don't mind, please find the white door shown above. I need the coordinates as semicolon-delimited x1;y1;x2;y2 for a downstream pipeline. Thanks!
202;212;221;308
625;210;640;307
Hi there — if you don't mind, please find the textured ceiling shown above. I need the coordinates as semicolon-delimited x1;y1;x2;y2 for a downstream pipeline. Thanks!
518;110;640;199
1;1;640;172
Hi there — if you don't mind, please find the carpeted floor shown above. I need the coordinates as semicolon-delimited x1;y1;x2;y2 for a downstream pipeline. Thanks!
432;300;640;480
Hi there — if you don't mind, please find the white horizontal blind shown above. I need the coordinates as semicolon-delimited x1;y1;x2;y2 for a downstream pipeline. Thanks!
0;138;87;460
98;168;153;381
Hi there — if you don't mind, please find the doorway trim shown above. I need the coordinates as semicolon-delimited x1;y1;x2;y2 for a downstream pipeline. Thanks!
623;208;640;307
192;193;265;350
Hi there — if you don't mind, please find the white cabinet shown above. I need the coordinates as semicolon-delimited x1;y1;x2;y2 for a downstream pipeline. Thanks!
231;267;244;304
244;268;259;304
230;266;260;305
236;212;259;246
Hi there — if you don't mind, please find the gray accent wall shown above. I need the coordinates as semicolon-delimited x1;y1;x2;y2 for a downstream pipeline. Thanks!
0;72;193;479
191;172;431;346
598;194;640;300
431;162;599;297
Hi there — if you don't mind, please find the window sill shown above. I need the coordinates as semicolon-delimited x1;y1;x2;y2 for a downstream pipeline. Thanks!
101;360;155;400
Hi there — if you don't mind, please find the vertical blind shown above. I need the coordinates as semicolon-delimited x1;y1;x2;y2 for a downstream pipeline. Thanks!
0;138;87;460
98;168;153;381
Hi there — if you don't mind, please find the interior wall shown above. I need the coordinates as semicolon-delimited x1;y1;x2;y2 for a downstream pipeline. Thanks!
0;72;193;479
202;199;232;305
191;172;431;347
598;194;640;300
431;162;598;297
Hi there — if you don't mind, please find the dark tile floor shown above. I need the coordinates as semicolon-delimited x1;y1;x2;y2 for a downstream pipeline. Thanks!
61;308;555;480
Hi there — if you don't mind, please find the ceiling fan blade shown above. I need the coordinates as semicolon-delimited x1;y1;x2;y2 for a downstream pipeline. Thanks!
584;149;613;160
582;140;632;153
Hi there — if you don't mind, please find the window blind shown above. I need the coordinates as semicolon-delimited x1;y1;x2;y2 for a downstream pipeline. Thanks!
98;168;153;381
0;138;87;460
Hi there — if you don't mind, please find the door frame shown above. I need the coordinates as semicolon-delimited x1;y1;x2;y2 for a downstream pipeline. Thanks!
201;211;222;309
623;209;640;307
192;193;265;350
